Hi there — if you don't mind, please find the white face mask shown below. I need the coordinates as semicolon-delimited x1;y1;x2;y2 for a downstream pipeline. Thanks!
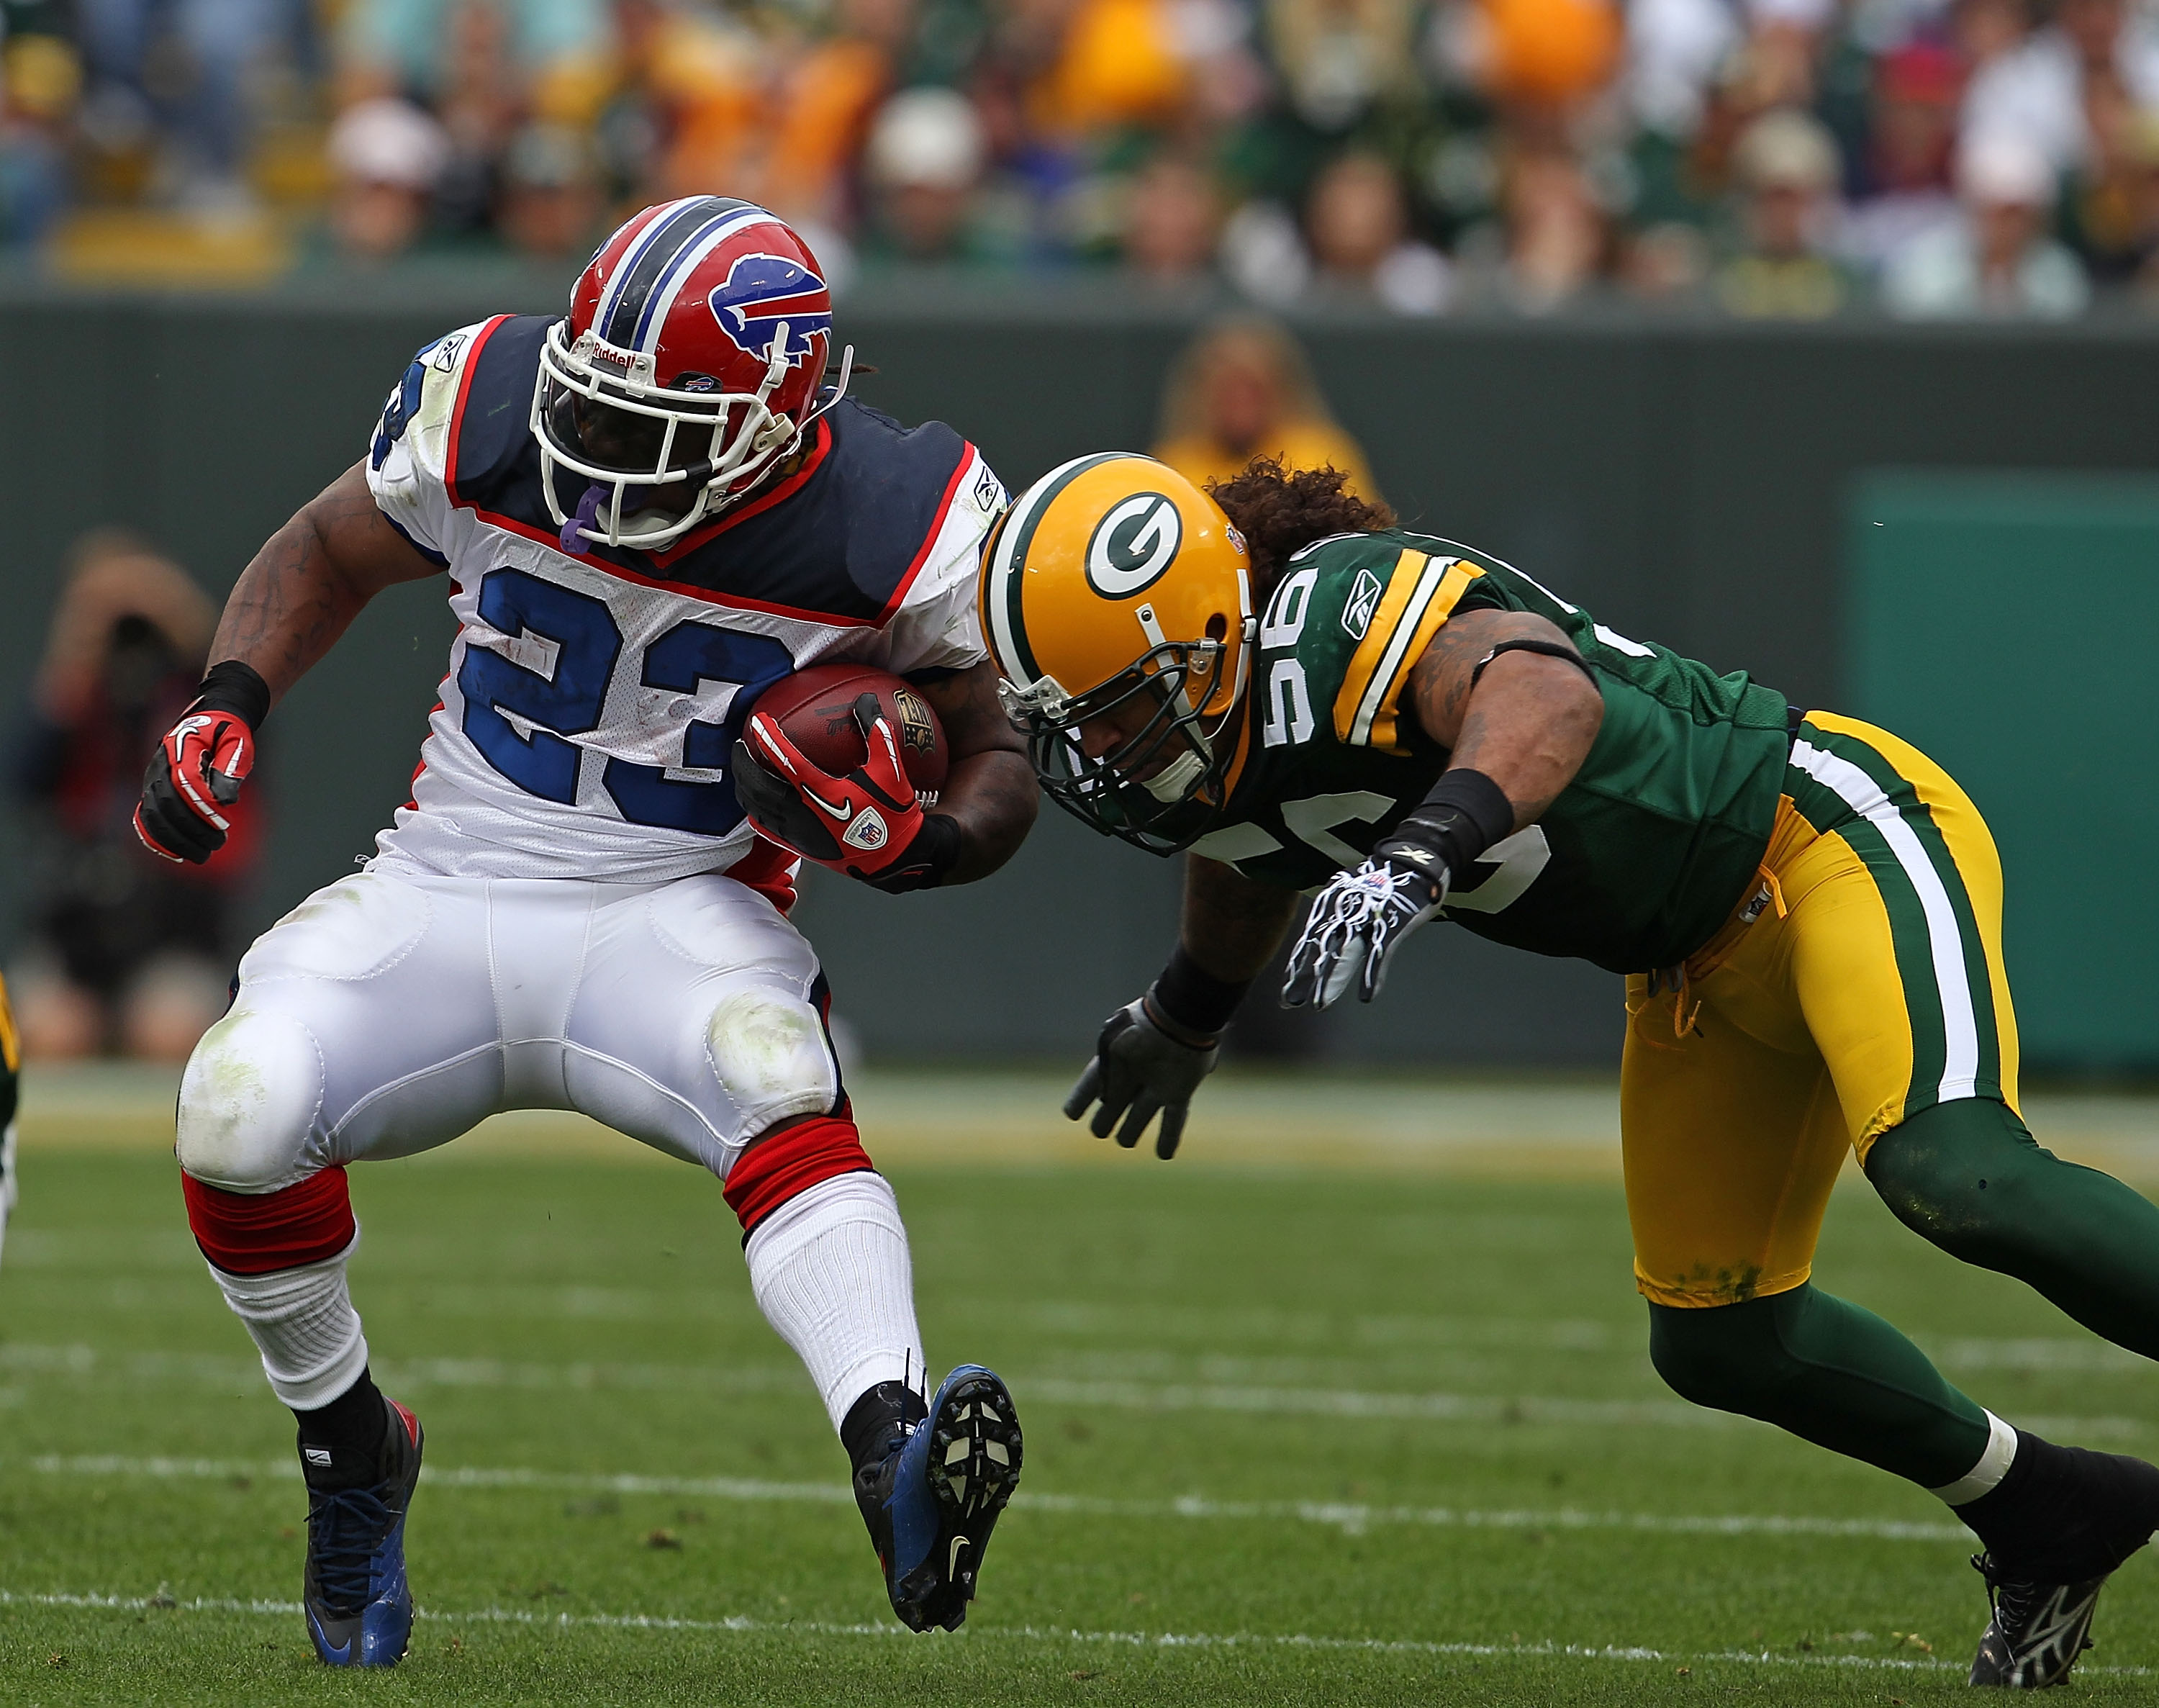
1141;748;1207;803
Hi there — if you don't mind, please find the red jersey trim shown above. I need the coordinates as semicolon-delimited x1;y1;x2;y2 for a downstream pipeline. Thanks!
440;315;516;514
876;446;977;625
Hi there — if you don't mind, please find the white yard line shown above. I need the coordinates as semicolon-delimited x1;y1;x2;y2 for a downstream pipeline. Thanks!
3;1585;2150;1678
17;1452;1973;1542
2;1342;2145;1439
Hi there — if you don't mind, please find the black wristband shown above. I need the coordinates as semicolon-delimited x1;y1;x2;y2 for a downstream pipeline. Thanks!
1147;942;1249;1039
864;811;961;893
1372;767;1516;886
191;659;272;731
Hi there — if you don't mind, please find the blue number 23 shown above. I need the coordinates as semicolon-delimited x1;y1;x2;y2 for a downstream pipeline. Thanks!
457;567;794;836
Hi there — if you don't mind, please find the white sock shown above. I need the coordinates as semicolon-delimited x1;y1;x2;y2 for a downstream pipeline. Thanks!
1929;1410;2019;1506
207;1231;371;1410
746;1172;926;1433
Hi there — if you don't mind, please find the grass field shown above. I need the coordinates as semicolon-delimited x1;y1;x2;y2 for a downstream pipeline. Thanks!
6;1071;2159;1705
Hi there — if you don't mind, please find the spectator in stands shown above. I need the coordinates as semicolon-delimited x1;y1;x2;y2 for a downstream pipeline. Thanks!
76;0;300;209
0;26;77;245
1840;41;1965;280
1960;0;2159;179
498;121;599;258
1121;152;1223;283
1303;150;1452;312
326;96;448;258
1152;314;1380;496
1883;127;2091;315
9;532;256;1062
1497;141;1609;309
1716;107;1852;317
862;84;989;262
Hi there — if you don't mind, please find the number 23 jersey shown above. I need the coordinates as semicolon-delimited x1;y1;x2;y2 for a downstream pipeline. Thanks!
1189;530;1794;975
363;313;1005;887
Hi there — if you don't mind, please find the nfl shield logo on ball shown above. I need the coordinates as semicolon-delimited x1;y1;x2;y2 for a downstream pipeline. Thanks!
843;810;890;851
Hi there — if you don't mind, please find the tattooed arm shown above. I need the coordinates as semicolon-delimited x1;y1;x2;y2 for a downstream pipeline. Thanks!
209;459;445;708
1182;854;1301;980
913;661;1038;884
1403;607;1603;828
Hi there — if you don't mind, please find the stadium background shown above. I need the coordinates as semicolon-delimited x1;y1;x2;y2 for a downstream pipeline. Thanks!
3;287;2156;1070
6;2;2159;1695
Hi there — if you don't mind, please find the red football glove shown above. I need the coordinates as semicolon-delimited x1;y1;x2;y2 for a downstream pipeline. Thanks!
731;707;959;893
135;708;256;865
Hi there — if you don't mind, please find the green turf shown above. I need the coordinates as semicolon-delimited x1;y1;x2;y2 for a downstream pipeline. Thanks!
3;1144;2158;1705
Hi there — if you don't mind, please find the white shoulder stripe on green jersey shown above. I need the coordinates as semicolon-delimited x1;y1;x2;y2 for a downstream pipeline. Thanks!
1790;737;1980;1103
1346;556;1450;747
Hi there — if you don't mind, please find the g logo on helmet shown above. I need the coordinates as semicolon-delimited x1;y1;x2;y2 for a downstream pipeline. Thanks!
1085;493;1182;598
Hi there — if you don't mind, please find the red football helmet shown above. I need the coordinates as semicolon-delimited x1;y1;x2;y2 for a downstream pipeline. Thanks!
531;196;853;552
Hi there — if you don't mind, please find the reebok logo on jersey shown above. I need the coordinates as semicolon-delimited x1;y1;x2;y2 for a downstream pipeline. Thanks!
841;810;890;851
1342;567;1385;640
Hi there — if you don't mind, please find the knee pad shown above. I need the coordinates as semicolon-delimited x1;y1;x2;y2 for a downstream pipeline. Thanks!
705;978;839;1139
176;1006;325;1192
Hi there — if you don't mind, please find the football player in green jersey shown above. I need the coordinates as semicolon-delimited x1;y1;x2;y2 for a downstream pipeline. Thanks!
979;453;2159;1688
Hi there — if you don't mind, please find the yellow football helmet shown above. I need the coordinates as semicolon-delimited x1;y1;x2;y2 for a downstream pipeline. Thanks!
978;452;1255;851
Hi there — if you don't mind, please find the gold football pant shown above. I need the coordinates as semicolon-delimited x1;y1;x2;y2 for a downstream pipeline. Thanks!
1623;713;2019;1309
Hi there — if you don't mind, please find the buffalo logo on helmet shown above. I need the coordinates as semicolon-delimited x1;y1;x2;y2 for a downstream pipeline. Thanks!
1083;492;1183;598
708;255;832;368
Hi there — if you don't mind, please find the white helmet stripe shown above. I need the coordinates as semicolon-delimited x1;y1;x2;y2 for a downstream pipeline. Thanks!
594;196;704;338
634;207;774;356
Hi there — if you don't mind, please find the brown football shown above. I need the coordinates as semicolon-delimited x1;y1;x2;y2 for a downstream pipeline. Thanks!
747;663;949;803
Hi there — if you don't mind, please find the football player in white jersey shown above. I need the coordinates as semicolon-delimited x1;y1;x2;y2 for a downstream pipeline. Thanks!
132;199;1036;1666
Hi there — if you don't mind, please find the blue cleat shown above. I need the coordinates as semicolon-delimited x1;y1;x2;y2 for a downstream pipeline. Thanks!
300;1396;423;1667
856;1365;1023;1631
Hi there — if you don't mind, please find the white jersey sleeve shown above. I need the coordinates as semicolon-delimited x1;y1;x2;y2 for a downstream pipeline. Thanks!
363;322;494;564
877;450;1006;679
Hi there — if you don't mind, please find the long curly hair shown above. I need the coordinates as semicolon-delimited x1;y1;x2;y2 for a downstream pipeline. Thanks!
1208;458;1395;603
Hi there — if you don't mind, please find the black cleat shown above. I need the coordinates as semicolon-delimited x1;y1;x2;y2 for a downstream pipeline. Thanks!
301;1395;424;1667
1961;1437;2159;1688
854;1365;1023;1631
1968;1556;2106;1687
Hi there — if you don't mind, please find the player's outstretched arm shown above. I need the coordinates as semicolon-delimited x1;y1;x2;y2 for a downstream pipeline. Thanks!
910;660;1037;886
1064;856;1299;1160
1282;607;1604;1010
134;461;444;864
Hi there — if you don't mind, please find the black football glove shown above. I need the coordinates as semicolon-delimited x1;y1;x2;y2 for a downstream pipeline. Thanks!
1064;997;1220;1160
135;661;271;865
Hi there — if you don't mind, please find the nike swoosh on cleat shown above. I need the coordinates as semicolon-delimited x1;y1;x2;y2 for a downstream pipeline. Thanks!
949;1536;970;1578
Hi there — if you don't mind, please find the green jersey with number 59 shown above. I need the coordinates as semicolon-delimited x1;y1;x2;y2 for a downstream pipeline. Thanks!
1180;530;1793;975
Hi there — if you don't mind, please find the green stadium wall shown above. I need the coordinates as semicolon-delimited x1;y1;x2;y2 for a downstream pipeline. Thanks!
4;279;2156;1069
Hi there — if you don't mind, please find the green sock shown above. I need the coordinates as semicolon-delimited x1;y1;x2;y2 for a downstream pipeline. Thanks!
1866;1098;2159;1359
1649;1283;1990;1488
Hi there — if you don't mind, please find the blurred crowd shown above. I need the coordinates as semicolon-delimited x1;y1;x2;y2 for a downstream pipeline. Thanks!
8;0;2159;294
